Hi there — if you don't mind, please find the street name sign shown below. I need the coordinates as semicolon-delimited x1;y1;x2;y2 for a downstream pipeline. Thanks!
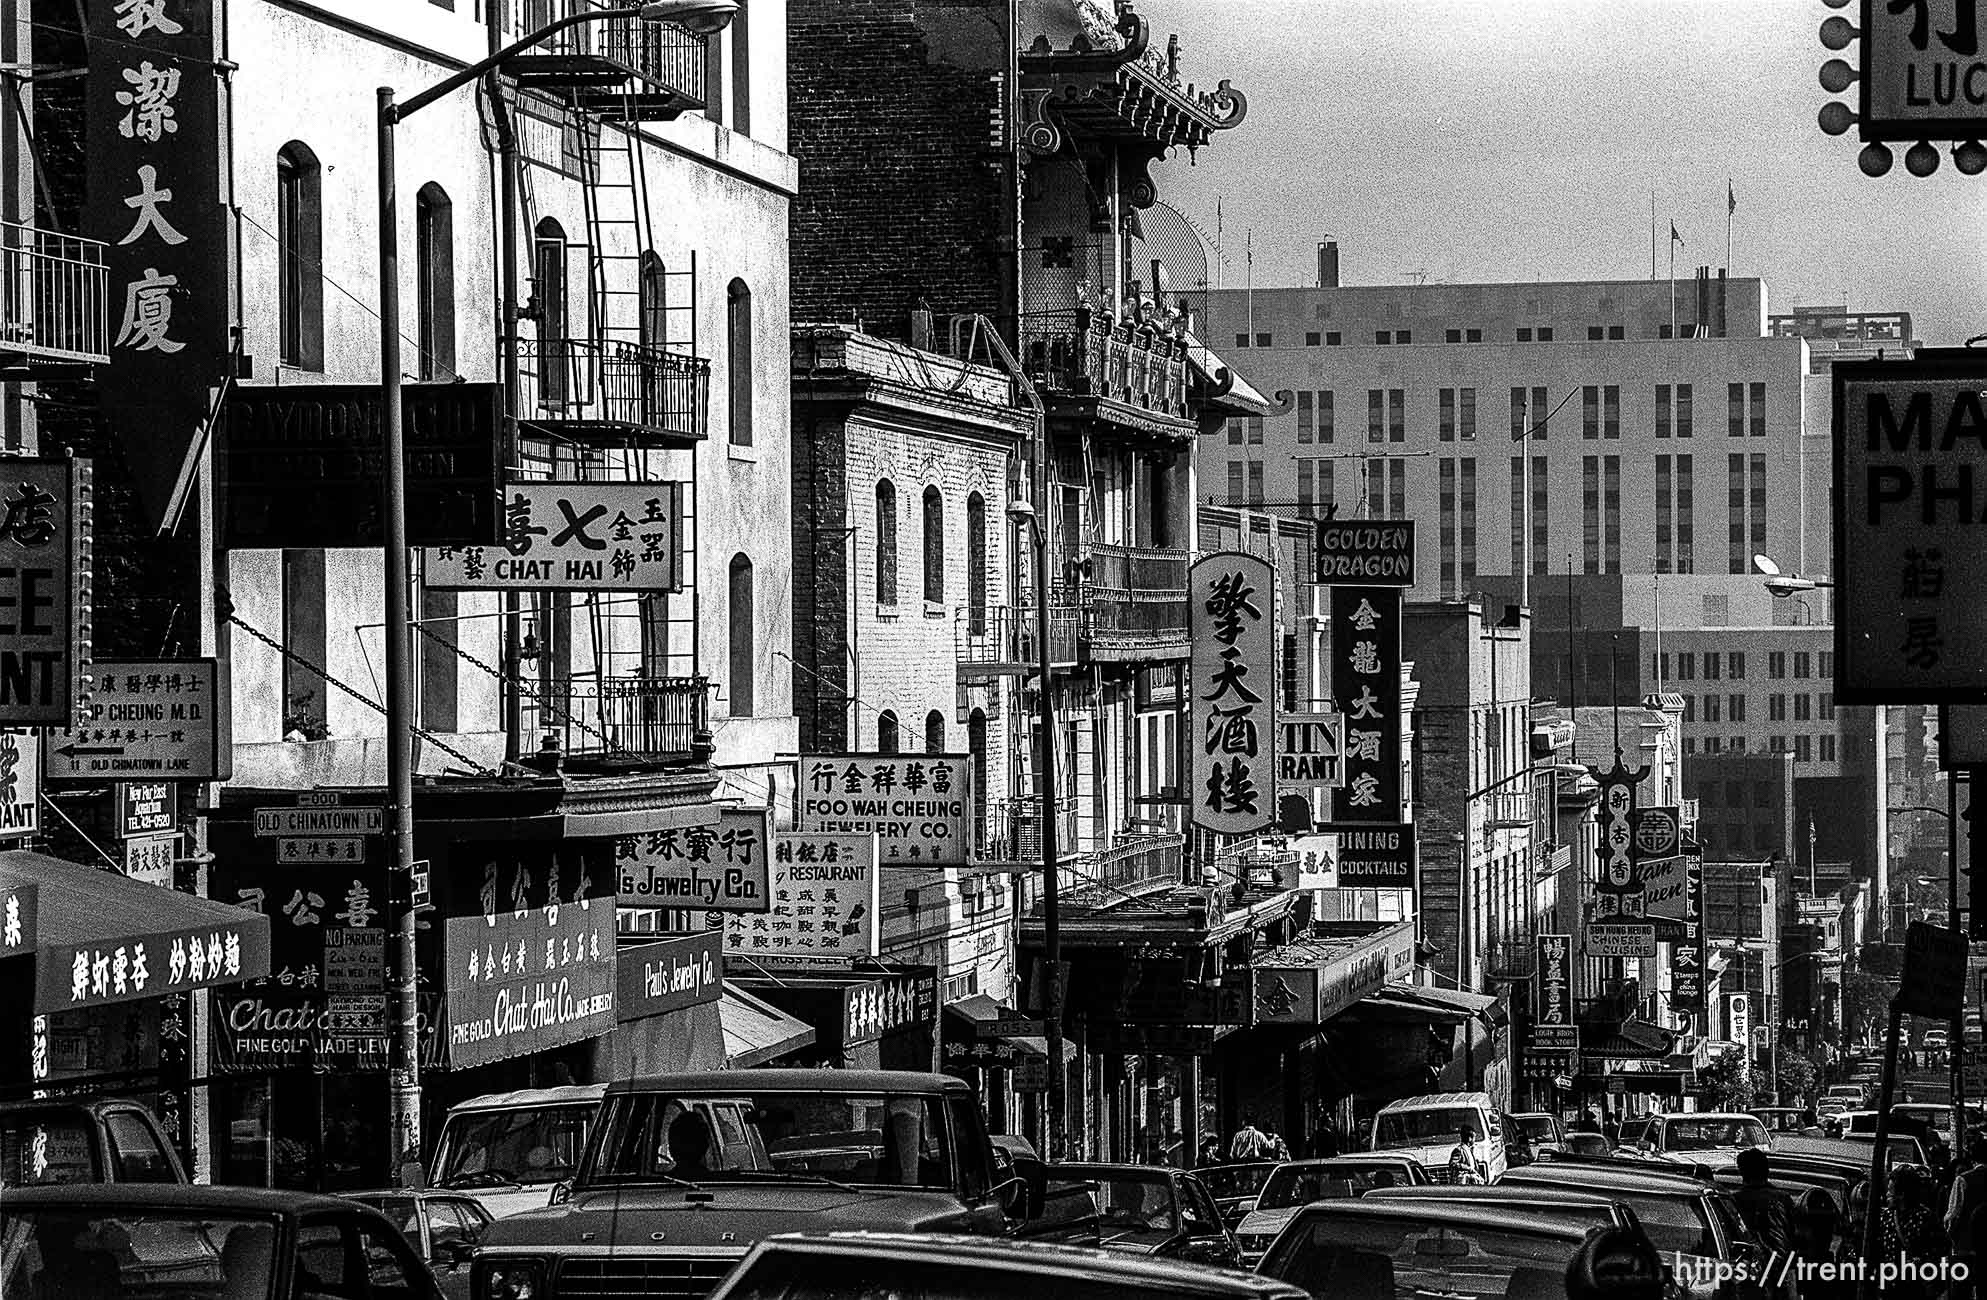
46;660;227;780
255;807;385;837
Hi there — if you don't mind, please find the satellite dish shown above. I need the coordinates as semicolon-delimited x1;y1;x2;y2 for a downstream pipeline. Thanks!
1752;554;1782;577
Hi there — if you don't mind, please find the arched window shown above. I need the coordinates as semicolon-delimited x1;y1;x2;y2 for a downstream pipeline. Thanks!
967;492;988;633
727;278;753;445
924;710;945;754
415;183;455;381
276;142;322;369
639;251;667;348
727;553;754;716
968;709;988;851
535;218;570;408
922;486;944;604
875;480;897;605
877;710;900;755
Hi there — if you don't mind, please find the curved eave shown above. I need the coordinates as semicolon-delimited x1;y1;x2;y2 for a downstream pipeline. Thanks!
1028;61;1244;151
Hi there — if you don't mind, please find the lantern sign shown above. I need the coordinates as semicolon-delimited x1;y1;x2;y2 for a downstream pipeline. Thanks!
1189;553;1276;834
1590;752;1649;919
1329;588;1403;825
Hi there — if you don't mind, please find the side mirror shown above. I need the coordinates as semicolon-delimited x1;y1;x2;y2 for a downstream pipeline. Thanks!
547;1179;573;1206
1013;1156;1047;1220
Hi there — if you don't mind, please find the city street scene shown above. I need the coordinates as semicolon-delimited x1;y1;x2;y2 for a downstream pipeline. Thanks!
8;0;1987;1296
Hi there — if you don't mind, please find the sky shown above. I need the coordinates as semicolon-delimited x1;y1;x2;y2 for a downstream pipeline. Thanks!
1136;0;1987;346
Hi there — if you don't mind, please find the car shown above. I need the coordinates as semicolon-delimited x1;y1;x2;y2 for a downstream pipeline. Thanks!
1561;1131;1617;1158
1;1182;447;1299
1750;1107;1817;1135
1786;1129;1937;1171
0;1098;184;1189
1499;1160;1755;1299
1508;1111;1567;1161
704;1232;1313;1300
1014;1162;1243;1269
1892;1102;1985;1141
1817;1097;1852;1119
1623;1111;1769;1165
342;1189;494;1300
1255;1198;1595;1300
1924;1029;1950;1050
427;1085;604;1218
1367;1091;1510;1182
1362;1182;1650;1235
1195;1160;1280;1230
1231;1156;1427;1264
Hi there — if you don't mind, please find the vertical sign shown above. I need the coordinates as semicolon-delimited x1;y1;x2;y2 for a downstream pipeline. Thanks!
1329;587;1402;824
1533;934;1577;1050
1671;840;1706;1019
1728;992;1751;1047
1590;753;1649;919
0;460;92;726
86;0;228;530
0;732;39;840
1189;553;1276;834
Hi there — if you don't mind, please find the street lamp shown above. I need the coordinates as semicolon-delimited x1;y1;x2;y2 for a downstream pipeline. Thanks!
1753;553;1835;599
374;0;738;1178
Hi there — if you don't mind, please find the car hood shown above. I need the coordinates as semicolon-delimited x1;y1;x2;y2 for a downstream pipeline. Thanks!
1237;1207;1300;1240
450;1185;560;1219
480;1184;974;1250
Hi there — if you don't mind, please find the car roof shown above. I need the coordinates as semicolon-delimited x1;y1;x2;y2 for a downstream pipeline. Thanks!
1054;1163;1179;1179
1;1183;367;1215
751;1233;1309;1296
1664;1112;1759;1123
341;1189;485;1202
1501;1165;1710;1195
1375;1092;1493;1112
1509;1112;1559;1121
604;1070;964;1095
447;1085;607;1112
0;1097;155;1117
1283;1199;1589;1239
1365;1186;1621;1206
1273;1156;1420;1169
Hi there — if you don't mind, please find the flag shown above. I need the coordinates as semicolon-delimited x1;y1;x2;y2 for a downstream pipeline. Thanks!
1671;221;1684;247
1727;181;1737;215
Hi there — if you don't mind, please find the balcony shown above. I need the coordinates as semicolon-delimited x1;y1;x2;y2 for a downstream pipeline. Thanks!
1020;305;1191;438
979;796;1080;865
1083;542;1189;662
526;674;711;764
1067;833;1184;896
503;0;709;120
0;222;109;374
956;603;1079;678
517;337;710;446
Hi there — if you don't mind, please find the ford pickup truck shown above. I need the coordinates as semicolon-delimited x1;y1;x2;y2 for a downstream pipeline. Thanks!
470;1069;1016;1300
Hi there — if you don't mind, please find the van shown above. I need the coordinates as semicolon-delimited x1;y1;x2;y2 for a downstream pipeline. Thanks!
427;1085;605;1218
1368;1092;1508;1182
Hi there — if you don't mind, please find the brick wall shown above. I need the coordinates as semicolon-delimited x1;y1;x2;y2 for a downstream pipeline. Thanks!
788;0;1011;338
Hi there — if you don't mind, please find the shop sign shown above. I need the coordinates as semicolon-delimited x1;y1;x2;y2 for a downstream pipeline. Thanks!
1728;993;1751;1045
1288;834;1336;889
222;384;505;549
1314;518;1415;586
617;931;723;1022
798;755;971;865
443;898;617;1070
615;805;768;911
1590;754;1649;919
1328;588;1403;825
1255;923;1414;1026
35;911;270;1015
1189;552;1276;835
117;781;174;838
1276;713;1344;791
974;1014;1047;1040
425;482;683;592
842;970;936;1046
46;659;227;781
1637;807;1688;936
720;832;880;961
123;832;176;888
0;460;91;727
0;732;39;840
944;1036;1019;1074
1859;5;1987;142
1585;923;1657;959
1669;842;1706;1018
1;882;35;953
1014;1053;1049;1092
1331;823;1416;889
1534;933;1578;1050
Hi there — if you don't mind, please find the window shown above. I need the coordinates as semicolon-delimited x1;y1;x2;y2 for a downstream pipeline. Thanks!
1298;459;1315;506
1682;696;1696;722
875;481;897;605
1769;693;1787;722
1819;692;1834;719
1234;333;1249;348
1588;326;1604;341
1538;327;1553;341
1728;652;1745;679
1440;388;1456;441
1656;455;1673;572
1705;736;1722;753
1517;328;1533;342
921;487;944;604
1319;390;1335;443
1297;391;1314;443
877;710;900;754
1531;387;1548;437
1227;462;1243;503
1447;328;1462;343
1657;385;1671;438
727;279;754;445
1795;693;1812;721
1583;385;1600;439
1769;651;1786;679
1306;331;1322;346
277;142;323;369
414;184;455;380
1608;325;1624;339
1376;330;1392;344
1388;389;1404;442
1796;734;1813;763
1326;331;1342;345
968;710;989;850
1226;418;1243;446
731;0;751;134
1821;734;1837;763
1706;694;1722;723
1794;652;1812;679
967;493;987;631
1819;651;1833;677
1247;461;1265;504
1750;381;1766;436
533;219;571;406
1677;653;1695;681
1397;329;1412;344
1704;653;1721;681
1256;332;1272;347
1677;453;1696;571
1510;387;1526;440
1368;390;1385;443
1466;328;1481;342
924;710;945;753
1677;384;1694;437
1604;385;1619;438
727;553;754;716
1458;387;1476;439
1730;694;1745;723
1247;416;1264;445
1729;382;1745;437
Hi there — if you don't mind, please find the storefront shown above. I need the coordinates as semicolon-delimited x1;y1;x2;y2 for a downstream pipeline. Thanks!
592;931;727;1077
730;965;939;1072
941;993;1072;1141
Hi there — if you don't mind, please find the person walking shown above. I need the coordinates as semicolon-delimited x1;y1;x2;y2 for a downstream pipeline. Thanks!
1881;1165;1947;1300
1731;1149;1798;1254
1228;1115;1270;1163
1948;1134;1987;1300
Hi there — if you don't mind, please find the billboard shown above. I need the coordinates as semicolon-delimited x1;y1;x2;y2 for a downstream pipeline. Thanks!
1189;553;1276;834
797;755;971;865
1328;588;1403;824
721;832;880;962
425;481;684;592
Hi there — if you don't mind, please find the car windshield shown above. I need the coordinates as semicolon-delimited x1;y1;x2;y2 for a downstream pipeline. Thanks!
721;1248;1228;1300
1198;1163;1276;1200
590;1091;953;1189
1262;1214;1581;1300
1;1208;280;1300
1614;1192;1718;1256
433;1103;593;1188
1666;1118;1767;1151
1258;1165;1407;1210
1512;1116;1558;1140
1060;1172;1181;1236
0;1117;101;1188
1374;1108;1481;1148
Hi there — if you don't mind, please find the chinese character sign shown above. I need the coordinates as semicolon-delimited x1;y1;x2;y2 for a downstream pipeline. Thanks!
1670;841;1706;1017
86;0;226;530
425;482;683;593
615;806;770;912
0;732;40;840
1589;754;1649;919
796;756;972;865
1535;935;1573;1028
720;832;880;961
0;460;92;728
442;899;617;1069
1329;587;1402;824
1189;553;1277;835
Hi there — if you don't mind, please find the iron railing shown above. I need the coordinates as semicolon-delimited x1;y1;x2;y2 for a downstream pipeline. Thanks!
528;674;709;759
0;222;108;365
1067;833;1184;894
1083;542;1189;654
1019;306;1189;420
517;337;710;441
514;0;708;103
955;603;1079;673
980;796;1080;864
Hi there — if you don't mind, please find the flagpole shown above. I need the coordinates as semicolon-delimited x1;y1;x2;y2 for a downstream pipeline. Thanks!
1669;225;1676;338
1650;192;1657;280
1725;180;1734;275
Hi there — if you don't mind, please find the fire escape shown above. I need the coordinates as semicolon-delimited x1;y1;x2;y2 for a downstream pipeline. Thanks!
490;0;715;767
0;223;110;378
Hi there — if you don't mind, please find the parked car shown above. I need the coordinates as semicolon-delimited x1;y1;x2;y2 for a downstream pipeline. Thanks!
1508;1111;1567;1161
1367;1091;1510;1182
1924;1028;1950;1051
1;1182;446;1299
427;1085;604;1219
1892;1101;1985;1143
0;1098;184;1189
343;1189;494;1300
1500;1160;1755;1300
705;1232;1311;1300
1256;1199;1594;1300
1623;1111;1769;1165
1561;1131;1617;1158
1015;1162;1242;1268
1750;1107;1817;1135
1196;1160;1280;1230
1232;1156;1427;1264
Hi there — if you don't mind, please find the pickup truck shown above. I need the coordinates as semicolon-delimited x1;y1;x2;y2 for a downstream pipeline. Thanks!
471;1069;1018;1300
0;1098;185;1188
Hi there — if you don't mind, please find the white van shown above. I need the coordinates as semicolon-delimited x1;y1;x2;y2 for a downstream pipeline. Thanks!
1368;1092;1509;1182
428;1084;606;1218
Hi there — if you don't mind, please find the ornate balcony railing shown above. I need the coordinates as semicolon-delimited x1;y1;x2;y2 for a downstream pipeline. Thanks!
516;337;709;445
527;674;710;761
506;0;708;117
955;603;1079;676
1083;542;1189;660
1019;305;1189;421
1067;833;1184;895
0;222;108;368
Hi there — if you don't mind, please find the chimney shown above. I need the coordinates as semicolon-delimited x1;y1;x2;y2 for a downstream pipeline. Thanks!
1316;240;1339;288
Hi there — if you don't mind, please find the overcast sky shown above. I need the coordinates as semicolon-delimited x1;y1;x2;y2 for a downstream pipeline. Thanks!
1138;0;1987;346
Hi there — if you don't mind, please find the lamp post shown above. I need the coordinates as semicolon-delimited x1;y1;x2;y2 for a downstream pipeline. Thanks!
375;0;737;1176
1752;553;1835;599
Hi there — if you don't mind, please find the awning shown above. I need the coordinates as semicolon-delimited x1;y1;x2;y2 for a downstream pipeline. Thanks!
1579;1017;1676;1060
0;849;272;1015
720;986;815;1069
1182;327;1273;417
1354;983;1506;1026
941;994;1074;1066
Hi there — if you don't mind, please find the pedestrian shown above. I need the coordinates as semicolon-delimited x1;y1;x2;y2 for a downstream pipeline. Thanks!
1448;1126;1486;1184
1574;1107;1602;1134
1312;1116;1342;1158
1948;1135;1987;1299
1229;1114;1271;1162
1198;1135;1224;1168
1881;1165;1947;1300
1267;1130;1291;1162
1730;1148;1798;1255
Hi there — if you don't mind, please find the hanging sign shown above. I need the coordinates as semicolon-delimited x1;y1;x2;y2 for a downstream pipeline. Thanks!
720;832;880;962
123;833;176;888
1859;6;1987;143
1728;993;1751;1046
1671;841;1706;1017
1635;807;1687;935
424;481;684;592
1534;934;1578;1050
1276;713;1345;792
117;781;174;838
615;805;770;911
0;460;92;728
0;732;39;841
1590;753;1649;918
45;659;227;780
1585;923;1657;959
1328;587;1403;824
797;754;971;865
1333;823;1416;889
1314;519;1415;586
1188;552;1276;834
